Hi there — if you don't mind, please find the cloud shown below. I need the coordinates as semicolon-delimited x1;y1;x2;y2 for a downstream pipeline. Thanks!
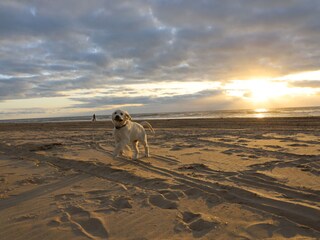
150;0;320;75
0;0;319;117
289;80;320;88
69;89;223;108
0;77;35;100
0;108;45;116
0;2;66;37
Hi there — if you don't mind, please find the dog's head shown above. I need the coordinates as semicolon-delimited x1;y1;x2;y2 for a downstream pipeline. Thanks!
112;109;132;127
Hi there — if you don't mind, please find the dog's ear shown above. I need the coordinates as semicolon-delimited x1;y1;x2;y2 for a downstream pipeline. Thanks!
124;111;132;120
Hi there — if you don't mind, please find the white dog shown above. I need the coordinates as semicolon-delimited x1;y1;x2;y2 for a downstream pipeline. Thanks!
112;109;154;159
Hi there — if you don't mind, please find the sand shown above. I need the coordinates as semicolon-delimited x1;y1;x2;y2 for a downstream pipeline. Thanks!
0;117;319;240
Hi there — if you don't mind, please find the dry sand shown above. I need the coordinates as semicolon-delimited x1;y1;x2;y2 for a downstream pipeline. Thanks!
0;117;319;240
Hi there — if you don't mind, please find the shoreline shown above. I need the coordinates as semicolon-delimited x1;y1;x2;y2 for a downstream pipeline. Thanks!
0;116;319;130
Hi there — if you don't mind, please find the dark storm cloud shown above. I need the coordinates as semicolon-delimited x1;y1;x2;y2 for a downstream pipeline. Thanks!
0;77;34;100
0;0;320;108
0;2;66;36
0;76;65;99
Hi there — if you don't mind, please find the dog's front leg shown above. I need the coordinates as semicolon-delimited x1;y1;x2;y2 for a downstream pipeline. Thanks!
113;142;125;159
113;136;130;159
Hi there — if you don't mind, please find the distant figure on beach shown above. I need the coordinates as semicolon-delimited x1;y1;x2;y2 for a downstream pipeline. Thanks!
92;114;96;122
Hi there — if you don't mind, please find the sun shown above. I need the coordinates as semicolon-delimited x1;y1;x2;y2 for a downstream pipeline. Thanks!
225;78;289;103
245;79;288;102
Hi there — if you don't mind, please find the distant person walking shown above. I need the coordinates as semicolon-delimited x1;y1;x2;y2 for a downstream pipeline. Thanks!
92;114;96;122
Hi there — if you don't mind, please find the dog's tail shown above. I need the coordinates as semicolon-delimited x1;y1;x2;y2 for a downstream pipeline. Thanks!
141;121;155;134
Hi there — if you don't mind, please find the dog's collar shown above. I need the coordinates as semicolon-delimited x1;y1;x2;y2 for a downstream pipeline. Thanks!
115;123;127;130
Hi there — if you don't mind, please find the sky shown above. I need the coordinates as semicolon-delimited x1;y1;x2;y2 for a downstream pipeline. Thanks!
0;0;320;120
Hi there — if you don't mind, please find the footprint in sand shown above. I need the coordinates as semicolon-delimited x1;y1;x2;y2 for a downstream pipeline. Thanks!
47;217;62;227
175;211;220;237
148;194;178;209
54;193;82;201
189;218;217;232
111;196;132;210
14;213;38;222
86;192;133;212
205;194;221;208
246;222;278;239
183;188;203;199
159;189;183;201
17;176;47;185
182;211;201;223
63;205;109;239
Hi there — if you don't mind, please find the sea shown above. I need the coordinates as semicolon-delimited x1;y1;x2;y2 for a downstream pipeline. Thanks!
1;106;320;123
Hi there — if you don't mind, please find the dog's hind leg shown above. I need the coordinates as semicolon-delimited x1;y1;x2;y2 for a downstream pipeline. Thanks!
132;140;139;160
141;136;149;157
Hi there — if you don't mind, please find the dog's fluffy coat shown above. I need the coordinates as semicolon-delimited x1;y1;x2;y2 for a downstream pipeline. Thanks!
112;109;154;159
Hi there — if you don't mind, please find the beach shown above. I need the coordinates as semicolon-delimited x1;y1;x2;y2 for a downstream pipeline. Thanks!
0;117;319;239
